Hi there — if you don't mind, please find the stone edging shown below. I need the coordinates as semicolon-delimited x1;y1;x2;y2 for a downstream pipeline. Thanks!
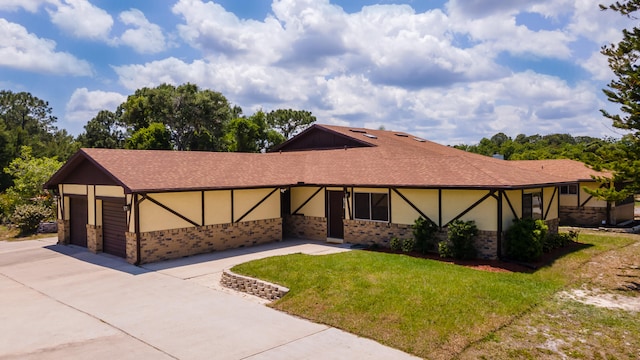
220;269;289;301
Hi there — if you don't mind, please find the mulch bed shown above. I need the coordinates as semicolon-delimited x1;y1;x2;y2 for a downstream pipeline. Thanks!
365;241;588;273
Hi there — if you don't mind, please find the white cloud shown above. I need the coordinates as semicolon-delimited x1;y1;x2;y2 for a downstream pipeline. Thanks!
47;0;113;41
118;9;167;54
0;19;92;76
65;88;126;123
0;0;51;12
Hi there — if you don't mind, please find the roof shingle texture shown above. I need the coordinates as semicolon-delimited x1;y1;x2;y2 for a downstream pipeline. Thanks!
60;125;576;193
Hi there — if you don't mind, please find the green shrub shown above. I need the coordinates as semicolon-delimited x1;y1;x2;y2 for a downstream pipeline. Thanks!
390;237;402;251
438;241;453;258
11;204;52;235
401;238;415;252
413;217;439;253
506;218;548;261
446;220;478;259
543;231;578;252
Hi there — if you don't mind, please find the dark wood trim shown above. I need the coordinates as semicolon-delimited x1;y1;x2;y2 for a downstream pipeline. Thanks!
580;183;607;208
444;190;496;227
292;187;324;215
544;186;558;220
126;195;133;230
344;187;352;220
142;194;200;227
388;188;392;224
503;191;518;218
134;194;141;265
231;190;234;223
497;190;503;259
391;188;437;224
93;185;97;225
235;188;279;223
201;191;205;226
438;189;442;227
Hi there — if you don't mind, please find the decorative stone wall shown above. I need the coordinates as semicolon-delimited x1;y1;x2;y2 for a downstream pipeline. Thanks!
125;232;138;264
283;215;326;240
138;218;282;264
220;269;289;301
57;219;70;245
343;219;414;247
86;224;103;254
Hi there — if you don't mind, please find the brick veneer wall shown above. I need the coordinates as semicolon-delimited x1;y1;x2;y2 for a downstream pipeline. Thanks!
125;232;137;264
560;206;607;226
545;218;560;234
343;219;414;247
136;218;282;264
220;269;289;301
283;215;326;240
86;224;103;253
474;230;499;260
57;219;70;245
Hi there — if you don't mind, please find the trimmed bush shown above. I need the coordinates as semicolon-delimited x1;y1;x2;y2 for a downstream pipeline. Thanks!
401;238;416;252
506;218;548;261
413;217;439;253
543;230;578;252
447;220;478;259
11;204;52;235
390;237;402;251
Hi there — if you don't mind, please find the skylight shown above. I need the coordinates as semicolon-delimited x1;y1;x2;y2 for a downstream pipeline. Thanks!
413;137;426;142
363;134;378;139
394;133;409;137
349;129;366;133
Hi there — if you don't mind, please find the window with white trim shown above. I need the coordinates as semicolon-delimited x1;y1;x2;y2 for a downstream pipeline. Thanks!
354;192;389;221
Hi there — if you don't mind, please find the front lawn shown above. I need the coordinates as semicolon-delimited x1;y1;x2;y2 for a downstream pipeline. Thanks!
232;233;638;359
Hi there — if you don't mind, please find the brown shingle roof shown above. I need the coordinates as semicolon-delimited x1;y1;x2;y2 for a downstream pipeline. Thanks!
46;124;573;193
509;159;609;182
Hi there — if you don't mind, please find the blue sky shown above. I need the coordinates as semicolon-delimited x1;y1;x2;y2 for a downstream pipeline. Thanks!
0;0;633;144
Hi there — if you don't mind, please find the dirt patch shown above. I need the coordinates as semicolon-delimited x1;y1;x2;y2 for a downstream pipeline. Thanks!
559;287;640;312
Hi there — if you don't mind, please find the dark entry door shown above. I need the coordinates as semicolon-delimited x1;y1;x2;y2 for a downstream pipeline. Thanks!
102;199;127;258
327;191;344;239
69;196;88;247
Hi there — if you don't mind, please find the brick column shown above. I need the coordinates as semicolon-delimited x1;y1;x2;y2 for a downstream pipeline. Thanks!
57;219;70;245
86;224;103;254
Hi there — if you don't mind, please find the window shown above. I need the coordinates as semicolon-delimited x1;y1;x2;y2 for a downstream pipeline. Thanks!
354;192;389;221
523;192;543;220
560;184;578;195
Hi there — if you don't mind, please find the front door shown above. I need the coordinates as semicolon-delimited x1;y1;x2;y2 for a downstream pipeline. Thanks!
327;191;344;239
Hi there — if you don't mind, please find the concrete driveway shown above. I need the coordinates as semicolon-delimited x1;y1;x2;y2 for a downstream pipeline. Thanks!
0;238;418;359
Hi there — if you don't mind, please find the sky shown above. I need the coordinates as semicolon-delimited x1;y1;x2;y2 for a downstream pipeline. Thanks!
0;0;634;145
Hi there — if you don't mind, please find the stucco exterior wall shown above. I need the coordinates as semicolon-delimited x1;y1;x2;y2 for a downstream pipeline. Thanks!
233;188;280;222
390;189;439;225
290;187;325;217
441;190;498;231
204;190;232;224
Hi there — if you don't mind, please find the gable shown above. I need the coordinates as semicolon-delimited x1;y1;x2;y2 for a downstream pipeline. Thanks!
45;152;124;190
273;125;373;152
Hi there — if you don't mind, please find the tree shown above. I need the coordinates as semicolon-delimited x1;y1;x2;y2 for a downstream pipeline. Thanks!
117;83;233;151
125;123;172;150
77;110;125;149
1;146;61;219
224;111;286;152
596;1;640;196
266;109;316;139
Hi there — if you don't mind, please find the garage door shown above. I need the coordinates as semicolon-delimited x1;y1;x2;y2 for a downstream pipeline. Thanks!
102;199;127;258
69;197;88;247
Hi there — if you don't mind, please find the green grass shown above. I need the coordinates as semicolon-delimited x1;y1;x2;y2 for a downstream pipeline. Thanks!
232;233;639;359
0;224;55;241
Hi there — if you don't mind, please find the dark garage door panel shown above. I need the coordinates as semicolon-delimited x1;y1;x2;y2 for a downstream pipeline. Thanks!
102;200;127;258
69;197;88;247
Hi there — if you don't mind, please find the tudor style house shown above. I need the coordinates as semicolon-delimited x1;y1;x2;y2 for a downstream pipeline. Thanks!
45;124;572;264
511;159;634;226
